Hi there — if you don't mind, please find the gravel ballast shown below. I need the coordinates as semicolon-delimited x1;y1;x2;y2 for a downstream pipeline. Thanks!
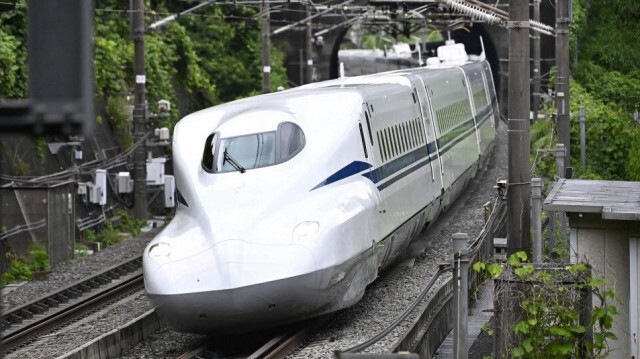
4;122;507;358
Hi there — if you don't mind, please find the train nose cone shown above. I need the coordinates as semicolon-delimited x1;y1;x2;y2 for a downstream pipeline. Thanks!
144;239;325;333
144;239;317;294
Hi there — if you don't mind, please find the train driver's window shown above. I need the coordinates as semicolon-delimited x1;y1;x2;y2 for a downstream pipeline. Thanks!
215;131;277;173
201;133;218;172
276;122;305;162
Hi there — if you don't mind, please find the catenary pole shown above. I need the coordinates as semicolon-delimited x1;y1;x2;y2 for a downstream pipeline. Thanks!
532;0;541;122
507;0;531;255
556;0;571;170
261;0;271;93
305;4;314;83
133;0;147;219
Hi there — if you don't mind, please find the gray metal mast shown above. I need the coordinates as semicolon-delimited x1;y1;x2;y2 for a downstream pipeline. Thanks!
133;0;148;219
532;0;541;122
556;0;571;170
305;4;313;83
507;0;531;255
262;0;271;93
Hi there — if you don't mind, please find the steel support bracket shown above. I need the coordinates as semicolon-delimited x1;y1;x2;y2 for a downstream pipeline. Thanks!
505;20;530;29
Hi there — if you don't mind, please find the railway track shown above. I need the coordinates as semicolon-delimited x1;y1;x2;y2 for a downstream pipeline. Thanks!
178;317;328;359
1;256;144;351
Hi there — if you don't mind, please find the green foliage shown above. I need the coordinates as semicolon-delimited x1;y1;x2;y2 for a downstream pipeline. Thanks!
2;247;51;287
2;140;30;176
574;0;640;76
476;253;618;358
0;0;27;99
567;0;640;181
82;212;145;250
35;137;47;164
93;13;132;97
74;243;90;259
91;3;289;135
105;97;133;147
82;220;121;249
116;209;146;237
569;81;635;180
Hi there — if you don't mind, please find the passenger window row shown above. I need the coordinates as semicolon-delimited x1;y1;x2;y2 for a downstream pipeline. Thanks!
435;99;472;134
376;118;426;163
472;81;489;110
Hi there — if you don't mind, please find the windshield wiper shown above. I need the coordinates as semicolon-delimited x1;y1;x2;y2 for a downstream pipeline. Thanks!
223;149;246;173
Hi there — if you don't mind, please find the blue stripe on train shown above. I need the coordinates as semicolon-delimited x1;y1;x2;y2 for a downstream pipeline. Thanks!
310;161;372;191
311;103;496;192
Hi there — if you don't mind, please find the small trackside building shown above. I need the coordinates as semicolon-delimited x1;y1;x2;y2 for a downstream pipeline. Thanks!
544;179;640;358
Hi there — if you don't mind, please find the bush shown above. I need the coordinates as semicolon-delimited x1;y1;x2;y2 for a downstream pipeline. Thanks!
2;247;51;287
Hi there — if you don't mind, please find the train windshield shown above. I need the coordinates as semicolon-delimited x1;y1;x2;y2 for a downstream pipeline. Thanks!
201;122;305;173
216;132;276;173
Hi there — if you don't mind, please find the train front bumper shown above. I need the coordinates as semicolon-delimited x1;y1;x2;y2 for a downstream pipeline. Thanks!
144;240;375;334
148;266;344;334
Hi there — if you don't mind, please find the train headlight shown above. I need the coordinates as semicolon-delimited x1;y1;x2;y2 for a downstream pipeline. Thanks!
148;242;171;258
292;221;319;241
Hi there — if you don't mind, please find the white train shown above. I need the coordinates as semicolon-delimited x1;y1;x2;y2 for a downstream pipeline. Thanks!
143;43;499;334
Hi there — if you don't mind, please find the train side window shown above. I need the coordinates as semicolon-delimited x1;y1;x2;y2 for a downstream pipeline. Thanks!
377;131;385;162
403;123;409;151
401;124;407;153
411;120;417;147
385;128;392;159
276;122;306;162
364;112;374;145
201;132;218;172
391;127;399;157
394;125;402;154
358;123;368;158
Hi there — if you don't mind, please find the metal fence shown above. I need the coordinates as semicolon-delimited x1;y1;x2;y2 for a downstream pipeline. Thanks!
389;196;507;358
0;180;76;270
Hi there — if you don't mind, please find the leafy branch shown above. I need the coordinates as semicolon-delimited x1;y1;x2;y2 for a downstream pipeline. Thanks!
475;252;618;358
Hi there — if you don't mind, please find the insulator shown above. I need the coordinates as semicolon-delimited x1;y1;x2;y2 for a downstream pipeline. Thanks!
443;0;503;25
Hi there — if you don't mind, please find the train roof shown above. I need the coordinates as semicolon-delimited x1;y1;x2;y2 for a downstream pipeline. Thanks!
176;55;489;131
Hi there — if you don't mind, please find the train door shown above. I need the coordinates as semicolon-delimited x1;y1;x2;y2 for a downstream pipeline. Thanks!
359;102;386;232
456;66;482;156
361;103;379;167
412;75;444;199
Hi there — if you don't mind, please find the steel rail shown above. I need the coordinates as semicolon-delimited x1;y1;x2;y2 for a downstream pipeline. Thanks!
336;265;452;355
177;317;327;359
2;273;144;350
1;257;144;351
2;256;142;329
337;196;506;357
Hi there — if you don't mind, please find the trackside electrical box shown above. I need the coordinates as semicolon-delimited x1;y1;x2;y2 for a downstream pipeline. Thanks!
147;157;166;186
117;172;133;193
95;169;107;205
164;175;175;208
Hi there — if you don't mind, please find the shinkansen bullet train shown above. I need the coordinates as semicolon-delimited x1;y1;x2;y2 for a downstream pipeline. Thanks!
143;42;499;334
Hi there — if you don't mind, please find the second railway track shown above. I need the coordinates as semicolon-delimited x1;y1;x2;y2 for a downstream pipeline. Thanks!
1;256;144;351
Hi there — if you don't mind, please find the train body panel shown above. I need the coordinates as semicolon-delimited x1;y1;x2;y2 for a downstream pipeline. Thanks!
143;48;499;333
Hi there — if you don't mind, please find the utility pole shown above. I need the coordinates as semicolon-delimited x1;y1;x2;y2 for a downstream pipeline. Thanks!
532;0;541;122
305;4;313;83
556;0;571;170
133;0;148;219
507;0;531;255
261;0;271;94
